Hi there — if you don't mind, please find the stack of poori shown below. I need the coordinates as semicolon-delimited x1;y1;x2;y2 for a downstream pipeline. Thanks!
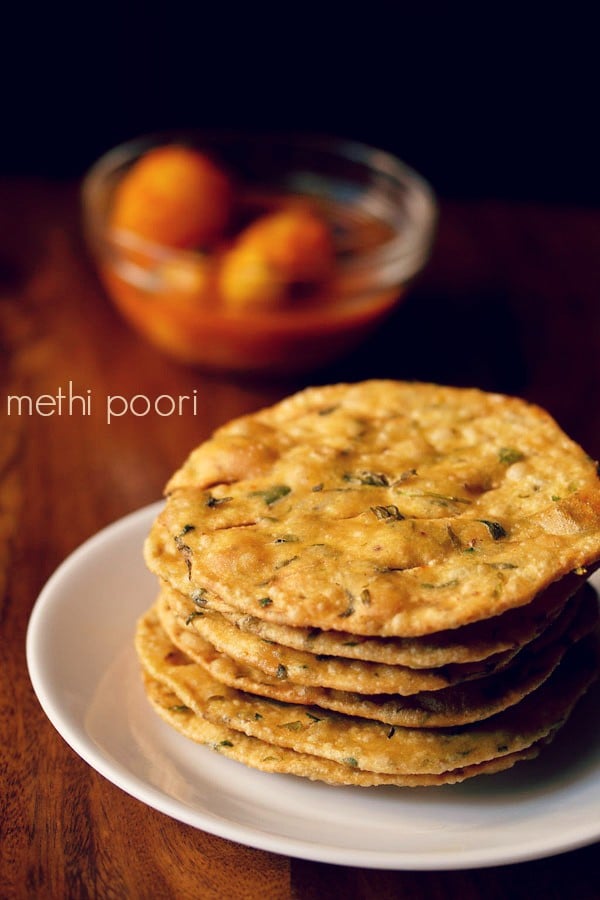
138;381;600;786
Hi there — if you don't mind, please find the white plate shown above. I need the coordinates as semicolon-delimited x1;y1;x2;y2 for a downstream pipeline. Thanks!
26;502;600;870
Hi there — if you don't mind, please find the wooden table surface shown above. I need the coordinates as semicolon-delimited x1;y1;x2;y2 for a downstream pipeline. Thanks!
1;177;599;899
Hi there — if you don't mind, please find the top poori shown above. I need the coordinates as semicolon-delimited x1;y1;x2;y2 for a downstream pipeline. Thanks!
138;380;600;785
145;381;600;636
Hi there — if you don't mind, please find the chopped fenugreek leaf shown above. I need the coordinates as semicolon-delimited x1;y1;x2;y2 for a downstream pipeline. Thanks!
276;664;288;679
169;705;191;713
250;485;291;506
179;524;195;535
192;588;208;607
478;519;508;540
254;713;263;720
498;447;525;465
342;757;358;767
397;468;418;482
259;597;273;607
338;600;355;618
206;494;233;508
421;578;460;590
219;740;234;747
370;504;404;521
447;525;462;548
185;611;205;625
485;562;518;569
174;533;193;578
282;720;304;731
273;534;300;543
275;555;299;569
343;471;390;486
318;405;339;415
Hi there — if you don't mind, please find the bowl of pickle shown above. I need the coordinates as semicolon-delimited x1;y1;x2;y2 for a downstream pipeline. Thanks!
82;131;436;375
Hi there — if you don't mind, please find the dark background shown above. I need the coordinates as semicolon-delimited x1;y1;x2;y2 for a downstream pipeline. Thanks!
2;4;598;204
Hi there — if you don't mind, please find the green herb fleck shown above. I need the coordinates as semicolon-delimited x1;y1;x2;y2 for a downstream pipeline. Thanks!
478;519;507;540
275;555;299;569
421;579;460;590
370;504;404;521
499;447;525;465
485;562;518;570
169;705;191;713
219;740;234;747
251;484;291;506
387;727;396;739
342;756;358;767
360;589;372;606
192;588;209;607
318;405;339;416
276;664;288;679
174;532;193;578
282;720;304;731
343;471;390;487
552;495;561;502
273;534;300;543
306;712;323;722
398;468;417;482
259;597;273;607
338;594;355;618
254;713;263;720
447;525;462;548
185;611;205;625
206;494;233;508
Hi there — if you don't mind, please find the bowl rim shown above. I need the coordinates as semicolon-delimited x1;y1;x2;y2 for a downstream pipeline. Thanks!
82;129;438;297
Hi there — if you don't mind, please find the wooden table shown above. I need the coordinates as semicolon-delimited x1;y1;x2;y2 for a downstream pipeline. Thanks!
1;178;599;899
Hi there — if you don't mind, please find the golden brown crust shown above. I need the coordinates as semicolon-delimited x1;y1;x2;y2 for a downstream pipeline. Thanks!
136;605;598;776
146;381;600;636
143;674;546;786
162;568;588;667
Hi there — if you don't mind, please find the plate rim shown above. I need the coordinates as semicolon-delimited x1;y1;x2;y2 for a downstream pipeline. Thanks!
26;502;600;870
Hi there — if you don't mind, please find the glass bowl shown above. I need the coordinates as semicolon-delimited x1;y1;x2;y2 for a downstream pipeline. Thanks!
82;131;436;375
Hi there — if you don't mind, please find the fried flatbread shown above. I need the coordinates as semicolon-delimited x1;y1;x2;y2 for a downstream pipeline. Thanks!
143;674;546;786
196;569;586;667
160;585;597;727
136;605;598;775
145;381;600;636
155;587;597;726
160;586;520;696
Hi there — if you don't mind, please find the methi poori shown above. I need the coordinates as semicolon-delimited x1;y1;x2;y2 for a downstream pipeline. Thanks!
138;380;600;785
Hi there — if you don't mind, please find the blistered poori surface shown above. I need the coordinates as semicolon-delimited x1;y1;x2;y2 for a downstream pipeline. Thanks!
146;381;600;636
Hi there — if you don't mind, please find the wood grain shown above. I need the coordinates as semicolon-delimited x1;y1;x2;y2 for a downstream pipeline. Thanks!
1;177;599;899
